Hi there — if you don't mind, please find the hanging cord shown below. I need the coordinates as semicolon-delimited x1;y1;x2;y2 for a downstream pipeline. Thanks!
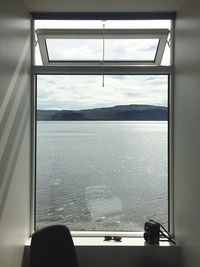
34;31;38;47
167;38;171;48
167;33;171;48
149;219;176;245
102;22;105;87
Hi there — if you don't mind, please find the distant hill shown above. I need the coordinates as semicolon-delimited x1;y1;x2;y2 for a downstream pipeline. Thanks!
37;104;168;121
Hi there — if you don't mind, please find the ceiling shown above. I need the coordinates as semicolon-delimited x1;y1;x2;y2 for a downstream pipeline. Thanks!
22;0;185;13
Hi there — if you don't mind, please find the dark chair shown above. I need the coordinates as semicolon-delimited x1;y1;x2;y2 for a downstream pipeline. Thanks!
30;225;79;267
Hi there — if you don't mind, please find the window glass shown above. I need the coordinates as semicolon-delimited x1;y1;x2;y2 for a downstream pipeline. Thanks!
36;75;168;231
46;39;159;61
35;20;170;29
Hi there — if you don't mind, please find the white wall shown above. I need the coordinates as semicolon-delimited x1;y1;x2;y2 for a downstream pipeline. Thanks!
174;0;200;266
0;0;31;266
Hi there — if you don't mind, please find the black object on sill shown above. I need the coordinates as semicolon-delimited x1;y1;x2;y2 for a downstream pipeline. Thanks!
104;236;122;242
144;219;176;245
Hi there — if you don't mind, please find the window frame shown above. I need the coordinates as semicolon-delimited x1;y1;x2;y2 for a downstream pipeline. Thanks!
31;16;175;237
36;28;169;66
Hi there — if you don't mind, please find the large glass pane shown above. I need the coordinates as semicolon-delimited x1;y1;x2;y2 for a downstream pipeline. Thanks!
46;38;158;61
36;75;168;231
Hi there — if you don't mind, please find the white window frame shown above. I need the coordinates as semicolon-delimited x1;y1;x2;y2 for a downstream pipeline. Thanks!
36;28;169;66
32;20;174;237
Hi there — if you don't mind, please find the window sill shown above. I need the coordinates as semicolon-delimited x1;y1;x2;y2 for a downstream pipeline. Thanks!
26;236;176;247
74;237;175;246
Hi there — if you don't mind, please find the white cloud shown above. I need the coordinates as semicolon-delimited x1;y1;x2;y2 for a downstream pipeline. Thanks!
46;39;158;61
37;75;168;110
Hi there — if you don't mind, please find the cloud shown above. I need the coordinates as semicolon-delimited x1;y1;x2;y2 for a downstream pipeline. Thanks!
37;75;168;110
46;39;158;61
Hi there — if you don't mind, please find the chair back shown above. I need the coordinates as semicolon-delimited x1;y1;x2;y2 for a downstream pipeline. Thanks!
30;225;79;267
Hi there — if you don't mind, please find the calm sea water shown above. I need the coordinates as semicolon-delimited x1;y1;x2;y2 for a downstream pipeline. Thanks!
36;121;168;231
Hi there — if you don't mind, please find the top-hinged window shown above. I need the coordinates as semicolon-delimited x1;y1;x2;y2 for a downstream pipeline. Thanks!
36;28;169;66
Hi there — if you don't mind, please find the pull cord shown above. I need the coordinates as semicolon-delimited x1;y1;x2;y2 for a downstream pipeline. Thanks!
102;22;105;87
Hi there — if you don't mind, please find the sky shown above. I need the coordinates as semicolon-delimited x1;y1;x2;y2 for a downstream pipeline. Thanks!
46;38;159;61
37;75;168;110
35;20;170;110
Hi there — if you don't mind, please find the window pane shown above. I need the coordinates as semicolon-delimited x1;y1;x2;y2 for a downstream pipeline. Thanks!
35;19;171;30
46;39;103;61
105;39;158;61
46;39;158;61
36;75;168;231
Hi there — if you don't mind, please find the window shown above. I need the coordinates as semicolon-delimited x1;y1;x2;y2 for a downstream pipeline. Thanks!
33;18;173;233
36;28;169;65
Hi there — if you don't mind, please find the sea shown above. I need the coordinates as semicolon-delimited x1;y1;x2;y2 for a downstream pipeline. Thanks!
36;121;168;232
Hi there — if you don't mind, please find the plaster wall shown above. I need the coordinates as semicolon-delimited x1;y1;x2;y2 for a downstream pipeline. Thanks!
0;0;31;266
174;0;200;266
